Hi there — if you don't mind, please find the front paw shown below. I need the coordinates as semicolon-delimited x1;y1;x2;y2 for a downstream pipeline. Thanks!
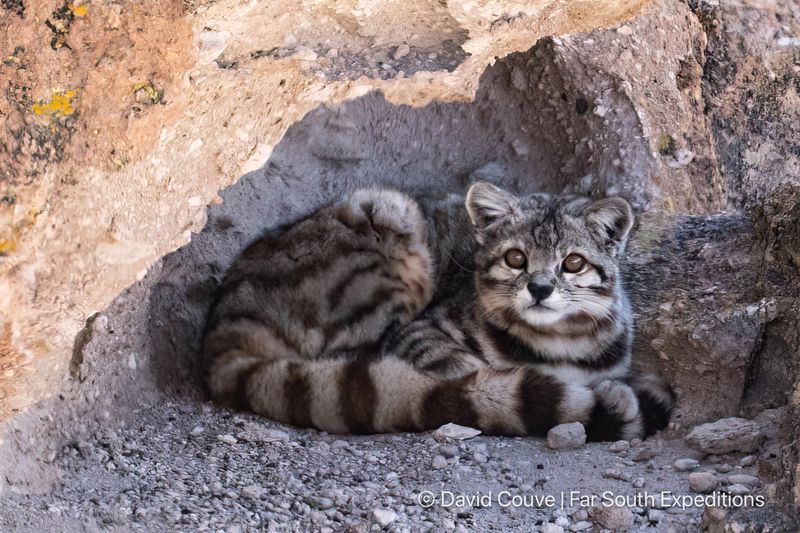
586;379;644;442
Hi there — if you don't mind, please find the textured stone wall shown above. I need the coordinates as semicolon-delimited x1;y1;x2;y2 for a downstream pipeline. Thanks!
0;0;650;419
1;0;799;515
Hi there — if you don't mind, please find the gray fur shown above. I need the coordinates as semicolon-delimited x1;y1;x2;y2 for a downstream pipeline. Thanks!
203;183;674;438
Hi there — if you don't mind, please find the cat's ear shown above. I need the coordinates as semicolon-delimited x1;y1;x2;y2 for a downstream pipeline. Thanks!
465;182;520;229
582;197;634;250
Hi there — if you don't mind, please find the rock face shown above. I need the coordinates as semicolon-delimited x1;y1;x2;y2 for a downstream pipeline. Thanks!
0;0;799;525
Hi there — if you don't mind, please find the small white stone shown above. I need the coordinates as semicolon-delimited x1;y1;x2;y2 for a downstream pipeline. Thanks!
434;423;481;440
727;474;759;487
292;48;318;62
541;524;564;533
241;485;264;499
609;440;630;453
217;434;238;445
776;36;800;47
190;426;204;436
572;509;589;521
432;455;448;469
547;423;586;450
372;509;398;526
673;458;699;471
603;469;631;482
392;44;410;60
616;25;634;36
739;455;756;467
727;484;751;495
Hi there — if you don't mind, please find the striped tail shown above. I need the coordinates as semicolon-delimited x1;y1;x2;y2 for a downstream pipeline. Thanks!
207;349;597;436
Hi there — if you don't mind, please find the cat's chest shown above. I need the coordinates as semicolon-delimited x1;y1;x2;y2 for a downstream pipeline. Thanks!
474;322;631;384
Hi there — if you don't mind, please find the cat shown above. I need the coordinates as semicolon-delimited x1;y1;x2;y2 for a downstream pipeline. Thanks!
203;182;675;440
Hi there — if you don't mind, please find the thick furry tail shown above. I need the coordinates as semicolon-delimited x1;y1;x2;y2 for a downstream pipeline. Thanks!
629;373;676;436
585;374;676;442
207;348;598;435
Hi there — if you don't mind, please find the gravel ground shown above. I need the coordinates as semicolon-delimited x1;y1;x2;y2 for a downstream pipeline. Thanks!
0;396;784;532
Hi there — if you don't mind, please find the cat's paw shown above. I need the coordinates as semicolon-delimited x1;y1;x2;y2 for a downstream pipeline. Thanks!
586;379;644;441
557;382;596;424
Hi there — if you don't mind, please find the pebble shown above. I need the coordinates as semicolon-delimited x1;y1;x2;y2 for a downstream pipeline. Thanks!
190;426;205;436
631;446;657;462
431;455;448;469
592;505;635;531
616;25;634;35
438;444;459;459
572;509;589;521
372;509;398;526
217;434;238;445
541;524;564;533
726;474;759;487
570;521;592;531
241;485;265;500
647;509;664;523
547;423;586;450
714;463;733;473
392;44;410;61
434;423;481;440
739;455;757;467
603;468;631;482
727;484;751;496
608;440;630;453
688;472;718;493
673;458;699;471
472;452;488;464
685;417;764;454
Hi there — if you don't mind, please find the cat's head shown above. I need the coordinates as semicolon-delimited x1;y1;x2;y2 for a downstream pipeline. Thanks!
465;182;633;333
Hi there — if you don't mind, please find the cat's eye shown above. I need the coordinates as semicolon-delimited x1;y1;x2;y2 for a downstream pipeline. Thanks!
562;254;587;273
504;249;527;269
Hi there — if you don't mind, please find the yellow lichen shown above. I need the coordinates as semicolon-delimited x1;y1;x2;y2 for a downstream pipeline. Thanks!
0;239;16;255
132;81;164;105
32;89;78;119
67;3;88;17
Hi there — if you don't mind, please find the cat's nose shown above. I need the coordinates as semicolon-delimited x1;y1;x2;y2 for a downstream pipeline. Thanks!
527;281;555;302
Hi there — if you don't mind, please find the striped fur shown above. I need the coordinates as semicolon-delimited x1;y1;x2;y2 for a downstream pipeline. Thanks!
203;184;674;440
